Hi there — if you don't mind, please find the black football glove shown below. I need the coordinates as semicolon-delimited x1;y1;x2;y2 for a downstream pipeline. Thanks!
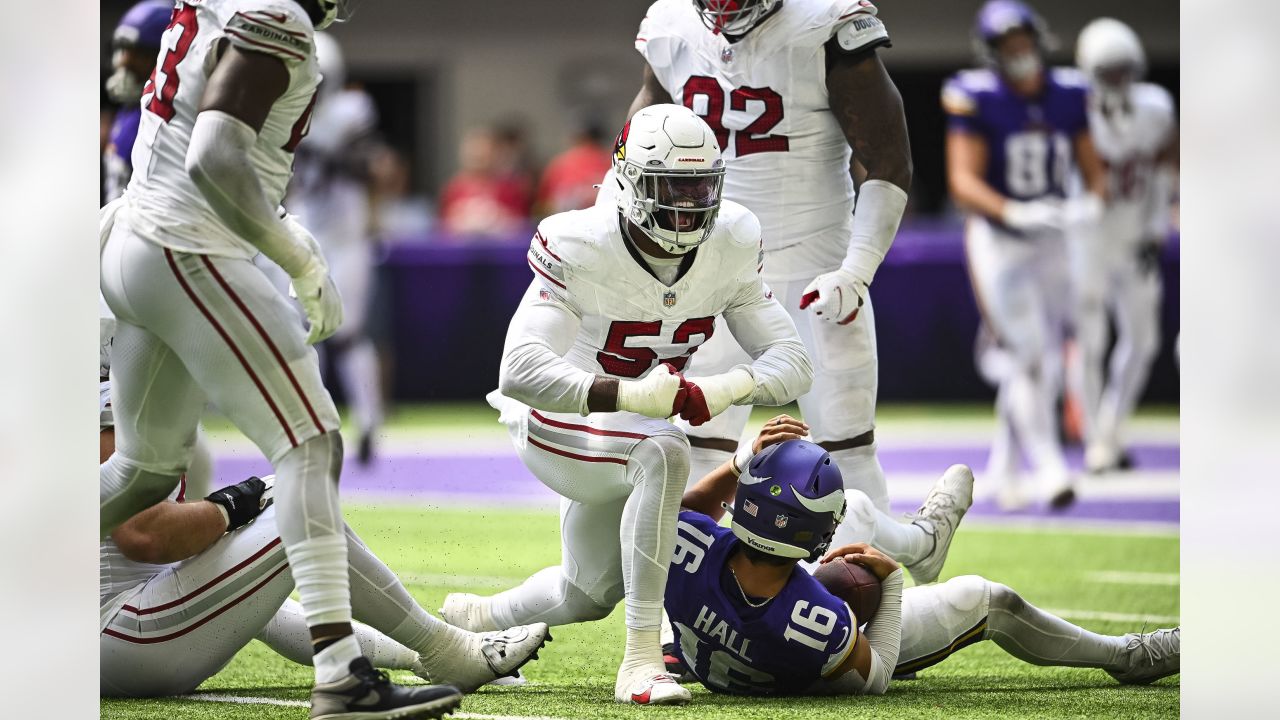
206;476;273;531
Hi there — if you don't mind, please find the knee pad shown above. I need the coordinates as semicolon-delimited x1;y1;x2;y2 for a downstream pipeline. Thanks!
943;575;994;614
629;433;691;491
563;577;621;622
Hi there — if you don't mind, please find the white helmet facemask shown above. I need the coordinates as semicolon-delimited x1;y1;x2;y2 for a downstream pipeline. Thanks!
613;104;726;255
693;0;780;37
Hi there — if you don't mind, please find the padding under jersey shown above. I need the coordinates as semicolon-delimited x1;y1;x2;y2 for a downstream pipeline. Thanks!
664;510;856;695
941;67;1090;202
124;0;321;261
637;0;891;281
1087;82;1176;242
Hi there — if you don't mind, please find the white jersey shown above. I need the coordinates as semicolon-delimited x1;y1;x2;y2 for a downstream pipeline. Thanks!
1087;82;1176;243
499;201;811;415
637;0;891;281
286;88;378;251
125;0;321;260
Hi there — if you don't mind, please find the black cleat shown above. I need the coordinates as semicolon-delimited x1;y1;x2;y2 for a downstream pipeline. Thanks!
662;642;696;683
311;657;462;720
358;432;375;467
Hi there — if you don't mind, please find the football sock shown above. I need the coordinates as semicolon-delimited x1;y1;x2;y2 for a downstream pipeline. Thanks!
314;634;363;683
620;435;688;632
343;524;473;665
338;339;384;437
619;628;664;675
489;566;613;629
849;489;935;564
986;583;1126;668
259;599;418;670
829;444;891;512
274;432;353;629
685;444;732;491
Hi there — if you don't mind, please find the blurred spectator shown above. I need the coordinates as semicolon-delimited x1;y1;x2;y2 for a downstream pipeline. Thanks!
493;121;537;216
535;122;612;216
370;146;434;242
439;129;531;239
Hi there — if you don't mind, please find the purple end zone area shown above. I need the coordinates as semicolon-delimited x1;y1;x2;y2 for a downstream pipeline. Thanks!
214;444;1179;525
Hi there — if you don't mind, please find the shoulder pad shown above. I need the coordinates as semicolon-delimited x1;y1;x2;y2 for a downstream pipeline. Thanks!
528;208;610;288
636;0;694;67
942;69;996;115
832;2;890;54
225;4;314;65
718;200;763;250
1134;82;1176;115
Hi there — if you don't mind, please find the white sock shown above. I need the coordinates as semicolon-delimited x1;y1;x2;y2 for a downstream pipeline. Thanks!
829;444;890;512
619;628;663;674
620;437;688;633
259;599;419;670
834;489;933;564
314;634;362;683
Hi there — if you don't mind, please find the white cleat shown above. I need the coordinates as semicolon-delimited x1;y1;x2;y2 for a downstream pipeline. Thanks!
1107;627;1180;685
904;464;974;585
615;667;692;705
1085;441;1122;474
1043;471;1077;510
439;592;500;633
413;623;550;693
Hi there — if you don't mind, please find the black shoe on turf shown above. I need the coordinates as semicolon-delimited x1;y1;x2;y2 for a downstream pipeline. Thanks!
311;657;462;720
358;432;375;467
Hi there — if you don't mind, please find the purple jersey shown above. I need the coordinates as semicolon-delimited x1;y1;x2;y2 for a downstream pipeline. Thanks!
942;67;1089;201
665;510;856;695
104;107;142;203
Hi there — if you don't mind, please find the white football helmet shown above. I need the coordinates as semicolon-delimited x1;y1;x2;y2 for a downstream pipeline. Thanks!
612;104;726;255
693;0;780;37
314;32;346;94
1077;18;1146;95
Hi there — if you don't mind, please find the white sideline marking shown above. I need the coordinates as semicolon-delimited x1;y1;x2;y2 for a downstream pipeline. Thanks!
1088;571;1180;586
183;693;560;719
1042;608;1179;625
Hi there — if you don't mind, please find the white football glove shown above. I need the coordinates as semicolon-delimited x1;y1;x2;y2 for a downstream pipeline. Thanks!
680;368;756;427
1063;193;1104;227
1001;199;1065;233
615;363;686;419
800;268;866;325
288;255;344;345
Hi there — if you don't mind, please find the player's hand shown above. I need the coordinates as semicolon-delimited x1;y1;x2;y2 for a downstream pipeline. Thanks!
289;255;344;344
820;542;900;581
1001;198;1065;233
205;476;274;532
616;362;688;419
799;268;865;325
752;414;809;453
1063;193;1104;227
679;368;756;426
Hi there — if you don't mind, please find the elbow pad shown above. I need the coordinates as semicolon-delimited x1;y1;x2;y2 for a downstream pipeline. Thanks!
187;110;311;275
842;180;908;287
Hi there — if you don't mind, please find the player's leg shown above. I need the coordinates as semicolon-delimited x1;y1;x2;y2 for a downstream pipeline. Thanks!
1096;248;1163;463
328;243;384;461
100;507;294;697
258;598;420;670
1067;228;1112;459
674;316;755;487
131;238;364;683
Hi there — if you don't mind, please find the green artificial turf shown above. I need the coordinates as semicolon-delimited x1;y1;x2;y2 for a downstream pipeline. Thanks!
101;505;1178;719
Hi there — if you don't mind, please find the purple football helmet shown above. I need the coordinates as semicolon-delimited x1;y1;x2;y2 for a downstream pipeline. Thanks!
113;1;173;51
729;440;847;562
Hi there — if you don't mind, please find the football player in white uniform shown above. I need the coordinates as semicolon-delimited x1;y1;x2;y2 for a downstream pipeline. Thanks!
628;1;940;568
1072;19;1178;473
440;104;813;706
99;384;548;703
285;32;385;464
97;2;447;716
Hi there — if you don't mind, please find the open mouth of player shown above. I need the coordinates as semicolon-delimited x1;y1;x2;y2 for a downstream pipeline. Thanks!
652;174;723;236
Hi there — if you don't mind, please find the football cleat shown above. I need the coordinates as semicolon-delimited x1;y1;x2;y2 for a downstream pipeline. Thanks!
1045;473;1077;510
904;465;975;585
661;642;696;683
439;593;499;633
311;657;461;720
615;669;692;705
412;623;550;693
1107;627;1180;685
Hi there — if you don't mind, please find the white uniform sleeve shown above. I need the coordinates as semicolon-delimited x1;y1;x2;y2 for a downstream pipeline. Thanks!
498;282;594;415
806;568;904;696
832;3;892;55
224;7;314;65
722;278;814;406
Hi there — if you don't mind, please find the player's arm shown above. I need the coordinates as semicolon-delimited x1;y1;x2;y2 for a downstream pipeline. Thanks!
680;414;809;519
627;61;674;119
808;545;905;696
498;282;685;418
1147;113;1180;244
945;129;1007;222
1074;131;1107;200
110;477;273;565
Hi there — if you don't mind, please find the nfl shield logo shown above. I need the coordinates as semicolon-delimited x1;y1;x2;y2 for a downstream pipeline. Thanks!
721;46;734;64
774;514;789;529
663;291;677;308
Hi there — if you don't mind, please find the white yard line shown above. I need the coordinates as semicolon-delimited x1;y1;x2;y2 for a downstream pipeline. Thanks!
1087;571;1180;586
183;693;562;719
1042;608;1179;625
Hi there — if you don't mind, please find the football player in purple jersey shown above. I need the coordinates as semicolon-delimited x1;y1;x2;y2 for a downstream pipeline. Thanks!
103;1;173;203
944;0;1108;511
663;415;1178;696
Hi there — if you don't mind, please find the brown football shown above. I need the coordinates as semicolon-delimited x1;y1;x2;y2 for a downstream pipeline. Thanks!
813;559;881;622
